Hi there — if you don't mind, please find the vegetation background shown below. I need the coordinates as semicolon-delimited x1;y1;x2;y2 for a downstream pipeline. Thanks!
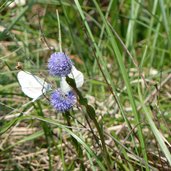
0;0;171;170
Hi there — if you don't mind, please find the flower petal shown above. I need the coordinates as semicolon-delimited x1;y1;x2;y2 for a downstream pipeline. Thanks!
48;52;72;77
50;89;76;112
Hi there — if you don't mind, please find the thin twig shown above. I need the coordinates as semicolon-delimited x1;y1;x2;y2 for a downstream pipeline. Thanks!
38;13;54;51
137;73;171;111
108;22;149;89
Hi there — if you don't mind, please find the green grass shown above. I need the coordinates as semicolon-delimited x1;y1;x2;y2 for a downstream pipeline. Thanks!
0;0;171;170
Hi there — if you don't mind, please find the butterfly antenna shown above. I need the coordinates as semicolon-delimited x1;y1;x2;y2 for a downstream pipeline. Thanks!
41;79;51;102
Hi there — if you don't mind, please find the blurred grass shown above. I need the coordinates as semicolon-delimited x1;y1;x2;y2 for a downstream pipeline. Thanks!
0;0;171;170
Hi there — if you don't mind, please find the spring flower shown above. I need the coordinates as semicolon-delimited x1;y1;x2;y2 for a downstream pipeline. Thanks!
50;89;77;112
48;52;72;77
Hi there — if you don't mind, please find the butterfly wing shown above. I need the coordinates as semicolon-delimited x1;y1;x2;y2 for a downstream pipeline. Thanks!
17;71;51;101
60;66;84;93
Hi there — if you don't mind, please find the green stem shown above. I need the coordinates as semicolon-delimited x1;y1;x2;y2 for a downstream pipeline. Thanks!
35;101;52;171
66;77;112;170
63;111;85;171
56;10;62;52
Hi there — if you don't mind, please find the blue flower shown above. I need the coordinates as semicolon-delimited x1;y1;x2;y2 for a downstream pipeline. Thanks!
48;52;72;77
50;89;77;112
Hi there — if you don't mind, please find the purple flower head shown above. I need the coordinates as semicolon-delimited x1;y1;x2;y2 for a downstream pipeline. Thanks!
50;89;77;112
48;52;72;77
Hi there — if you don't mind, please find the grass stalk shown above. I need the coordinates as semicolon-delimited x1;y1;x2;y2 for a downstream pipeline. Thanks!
34;101;52;171
91;1;149;170
138;79;171;166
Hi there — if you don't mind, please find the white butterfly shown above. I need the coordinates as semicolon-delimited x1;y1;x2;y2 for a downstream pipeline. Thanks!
17;71;51;102
60;66;84;94
17;66;84;101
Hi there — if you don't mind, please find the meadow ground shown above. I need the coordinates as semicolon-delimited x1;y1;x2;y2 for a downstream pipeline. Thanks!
0;0;171;170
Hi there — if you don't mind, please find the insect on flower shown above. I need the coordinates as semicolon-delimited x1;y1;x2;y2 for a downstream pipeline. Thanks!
17;71;51;102
17;52;84;112
60;65;84;94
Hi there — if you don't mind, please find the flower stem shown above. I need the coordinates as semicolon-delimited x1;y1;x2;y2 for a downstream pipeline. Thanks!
63;111;85;171
56;10;62;52
66;76;112;170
